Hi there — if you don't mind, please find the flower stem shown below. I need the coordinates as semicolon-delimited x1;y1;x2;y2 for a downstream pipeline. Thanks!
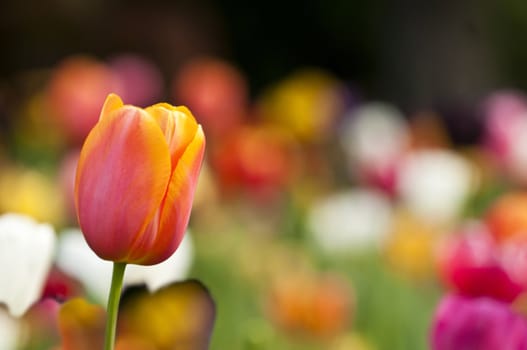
104;262;127;350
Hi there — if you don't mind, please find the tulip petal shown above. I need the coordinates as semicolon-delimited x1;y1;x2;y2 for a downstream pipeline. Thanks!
145;104;198;168
99;93;124;119
75;106;171;261
0;214;56;317
128;126;205;264
0;308;19;349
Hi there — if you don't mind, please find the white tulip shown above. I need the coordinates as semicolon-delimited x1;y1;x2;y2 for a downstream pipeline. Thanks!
0;308;19;348
308;189;393;253
397;150;475;225
56;228;194;303
340;102;409;170
0;213;56;317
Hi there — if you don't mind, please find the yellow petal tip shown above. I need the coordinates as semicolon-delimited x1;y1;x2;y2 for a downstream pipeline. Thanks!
100;93;124;119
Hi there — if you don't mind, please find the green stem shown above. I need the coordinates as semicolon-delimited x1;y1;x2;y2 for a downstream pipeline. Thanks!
104;262;127;350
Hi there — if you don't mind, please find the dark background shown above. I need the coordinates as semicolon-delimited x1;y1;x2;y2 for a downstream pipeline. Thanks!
2;0;527;114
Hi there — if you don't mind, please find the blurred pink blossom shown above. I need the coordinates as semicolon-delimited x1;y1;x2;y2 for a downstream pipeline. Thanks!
109;54;163;107
431;294;527;350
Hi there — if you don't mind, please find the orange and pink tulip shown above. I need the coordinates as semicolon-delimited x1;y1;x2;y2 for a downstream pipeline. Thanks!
75;93;205;265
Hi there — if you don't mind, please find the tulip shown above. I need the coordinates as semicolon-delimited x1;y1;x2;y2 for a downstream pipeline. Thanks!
74;93;205;350
267;272;353;338
109;54;163;107
397;150;476;226
0;213;56;317
46;56;122;144
339;102;409;194
478;90;527;185
211;125;301;201
257;69;345;142
75;93;205;265
383;208;440;279
436;222;523;303
431;294;527;350
0;308;19;349
308;189;393;253
171;57;248;141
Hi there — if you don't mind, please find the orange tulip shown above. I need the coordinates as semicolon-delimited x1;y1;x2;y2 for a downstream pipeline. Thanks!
75;94;205;265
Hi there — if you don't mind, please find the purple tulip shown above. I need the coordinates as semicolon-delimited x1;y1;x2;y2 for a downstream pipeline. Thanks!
431;294;527;350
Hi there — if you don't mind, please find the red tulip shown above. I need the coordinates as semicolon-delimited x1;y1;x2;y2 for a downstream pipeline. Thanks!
75;94;205;265
436;227;523;303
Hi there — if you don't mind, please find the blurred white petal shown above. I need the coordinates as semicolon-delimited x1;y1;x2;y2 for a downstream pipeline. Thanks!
308;189;393;253
397;150;475;225
0;308;19;348
340;102;409;170
56;228;194;303
0;213;56;317
56;228;112;303
125;233;193;292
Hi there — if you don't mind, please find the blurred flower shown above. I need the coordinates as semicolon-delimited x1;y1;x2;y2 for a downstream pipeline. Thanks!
58;298;106;350
118;281;216;350
308;188;393;253
57;281;215;350
267;272;353;339
212;125;301;201
75;94;205;265
482;90;527;161
46;56;122;144
109;54;163;107
41;265;83;302
56;228;194;304
485;192;527;243
436;221;523;303
339;102;409;194
430;294;527;350
397;150;477;226
383;209;440;279
171;57;248;141
58;150;80;221
500;239;527;291
0;165;66;226
0;308;19;349
20;299;61;349
257;69;345;142
481;90;527;184
0;213;56;316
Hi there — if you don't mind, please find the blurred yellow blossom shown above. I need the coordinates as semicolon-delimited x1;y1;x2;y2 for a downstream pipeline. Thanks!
0;166;66;226
257;69;345;142
383;209;441;280
118;281;215;350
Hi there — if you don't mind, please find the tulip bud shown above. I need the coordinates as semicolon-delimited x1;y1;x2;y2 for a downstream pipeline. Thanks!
75;94;205;265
